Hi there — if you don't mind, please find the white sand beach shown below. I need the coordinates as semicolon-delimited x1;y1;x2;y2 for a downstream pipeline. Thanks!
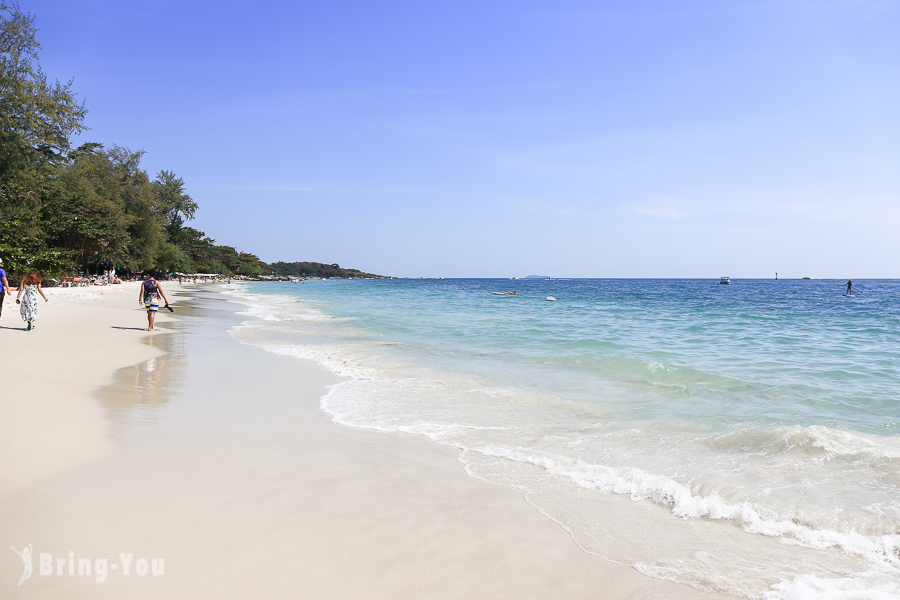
0;284;735;599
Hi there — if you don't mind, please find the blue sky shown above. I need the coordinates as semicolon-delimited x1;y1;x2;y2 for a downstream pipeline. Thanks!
30;0;900;277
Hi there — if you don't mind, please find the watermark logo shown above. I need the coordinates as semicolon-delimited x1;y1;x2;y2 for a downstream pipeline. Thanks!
10;545;33;586
10;545;163;585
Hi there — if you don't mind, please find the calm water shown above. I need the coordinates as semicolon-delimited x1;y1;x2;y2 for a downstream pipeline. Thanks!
226;278;900;599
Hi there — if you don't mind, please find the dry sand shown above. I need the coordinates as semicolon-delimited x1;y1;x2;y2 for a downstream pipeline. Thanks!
0;284;736;599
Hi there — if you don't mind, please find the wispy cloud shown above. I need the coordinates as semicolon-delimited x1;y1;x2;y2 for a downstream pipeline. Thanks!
634;198;688;221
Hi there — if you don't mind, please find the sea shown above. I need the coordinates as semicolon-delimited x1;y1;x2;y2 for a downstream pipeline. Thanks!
224;278;900;599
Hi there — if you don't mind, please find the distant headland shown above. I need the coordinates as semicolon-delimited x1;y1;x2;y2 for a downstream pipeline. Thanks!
263;261;390;279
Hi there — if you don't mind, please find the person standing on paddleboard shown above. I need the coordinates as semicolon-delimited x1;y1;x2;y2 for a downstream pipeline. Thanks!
846;280;853;295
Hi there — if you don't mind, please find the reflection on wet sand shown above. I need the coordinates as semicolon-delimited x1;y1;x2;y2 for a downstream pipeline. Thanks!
96;299;195;427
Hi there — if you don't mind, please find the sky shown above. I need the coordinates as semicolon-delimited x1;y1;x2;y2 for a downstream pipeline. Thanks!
26;0;900;278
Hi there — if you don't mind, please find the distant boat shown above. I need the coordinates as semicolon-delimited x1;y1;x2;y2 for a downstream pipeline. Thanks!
546;296;558;301
492;291;519;296
802;277;811;280
719;277;731;285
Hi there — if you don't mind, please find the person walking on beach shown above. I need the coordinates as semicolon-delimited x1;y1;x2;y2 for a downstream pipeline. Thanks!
846;280;853;295
139;271;168;331
0;257;9;321
16;270;48;331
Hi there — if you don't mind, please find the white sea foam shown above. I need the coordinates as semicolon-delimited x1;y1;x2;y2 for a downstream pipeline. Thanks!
764;572;900;600
260;344;381;381
459;445;900;563
647;361;679;374
223;284;340;325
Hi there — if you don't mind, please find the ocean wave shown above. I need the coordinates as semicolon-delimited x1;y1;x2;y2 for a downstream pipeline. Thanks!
710;426;900;461
464;445;900;569
224;284;340;324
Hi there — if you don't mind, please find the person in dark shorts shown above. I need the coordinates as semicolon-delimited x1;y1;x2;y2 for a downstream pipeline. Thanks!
846;280;853;295
139;271;169;331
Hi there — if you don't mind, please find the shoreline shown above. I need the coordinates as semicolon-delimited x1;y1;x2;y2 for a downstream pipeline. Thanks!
1;284;735;599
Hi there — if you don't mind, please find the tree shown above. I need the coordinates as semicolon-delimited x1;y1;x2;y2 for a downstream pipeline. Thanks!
49;145;169;273
155;241;194;274
42;192;128;270
153;170;197;237
105;146;164;271
0;2;88;181
50;145;134;271
0;181;73;276
237;252;264;277
0;1;87;277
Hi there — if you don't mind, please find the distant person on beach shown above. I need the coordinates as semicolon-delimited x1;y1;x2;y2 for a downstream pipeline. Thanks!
846;280;853;295
139;271;169;331
0;257;8;321
16;270;48;331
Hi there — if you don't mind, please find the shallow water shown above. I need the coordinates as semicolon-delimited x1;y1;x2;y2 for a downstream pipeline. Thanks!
226;278;900;599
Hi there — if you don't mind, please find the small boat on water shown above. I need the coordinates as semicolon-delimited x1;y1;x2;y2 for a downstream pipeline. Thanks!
492;291;519;296
719;277;731;285
802;277;811;280
546;296;558;301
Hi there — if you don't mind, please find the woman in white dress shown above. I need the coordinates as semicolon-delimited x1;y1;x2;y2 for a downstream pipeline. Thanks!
16;270;48;331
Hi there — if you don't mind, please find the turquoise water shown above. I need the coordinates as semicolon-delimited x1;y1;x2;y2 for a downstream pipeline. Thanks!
227;278;900;599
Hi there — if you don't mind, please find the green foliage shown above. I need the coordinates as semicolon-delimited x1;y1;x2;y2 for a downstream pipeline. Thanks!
0;2;87;181
237;252;264;277
155;241;194;274
49;145;135;268
103;146;163;270
0;181;74;276
153;169;197;237
41;193;127;268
